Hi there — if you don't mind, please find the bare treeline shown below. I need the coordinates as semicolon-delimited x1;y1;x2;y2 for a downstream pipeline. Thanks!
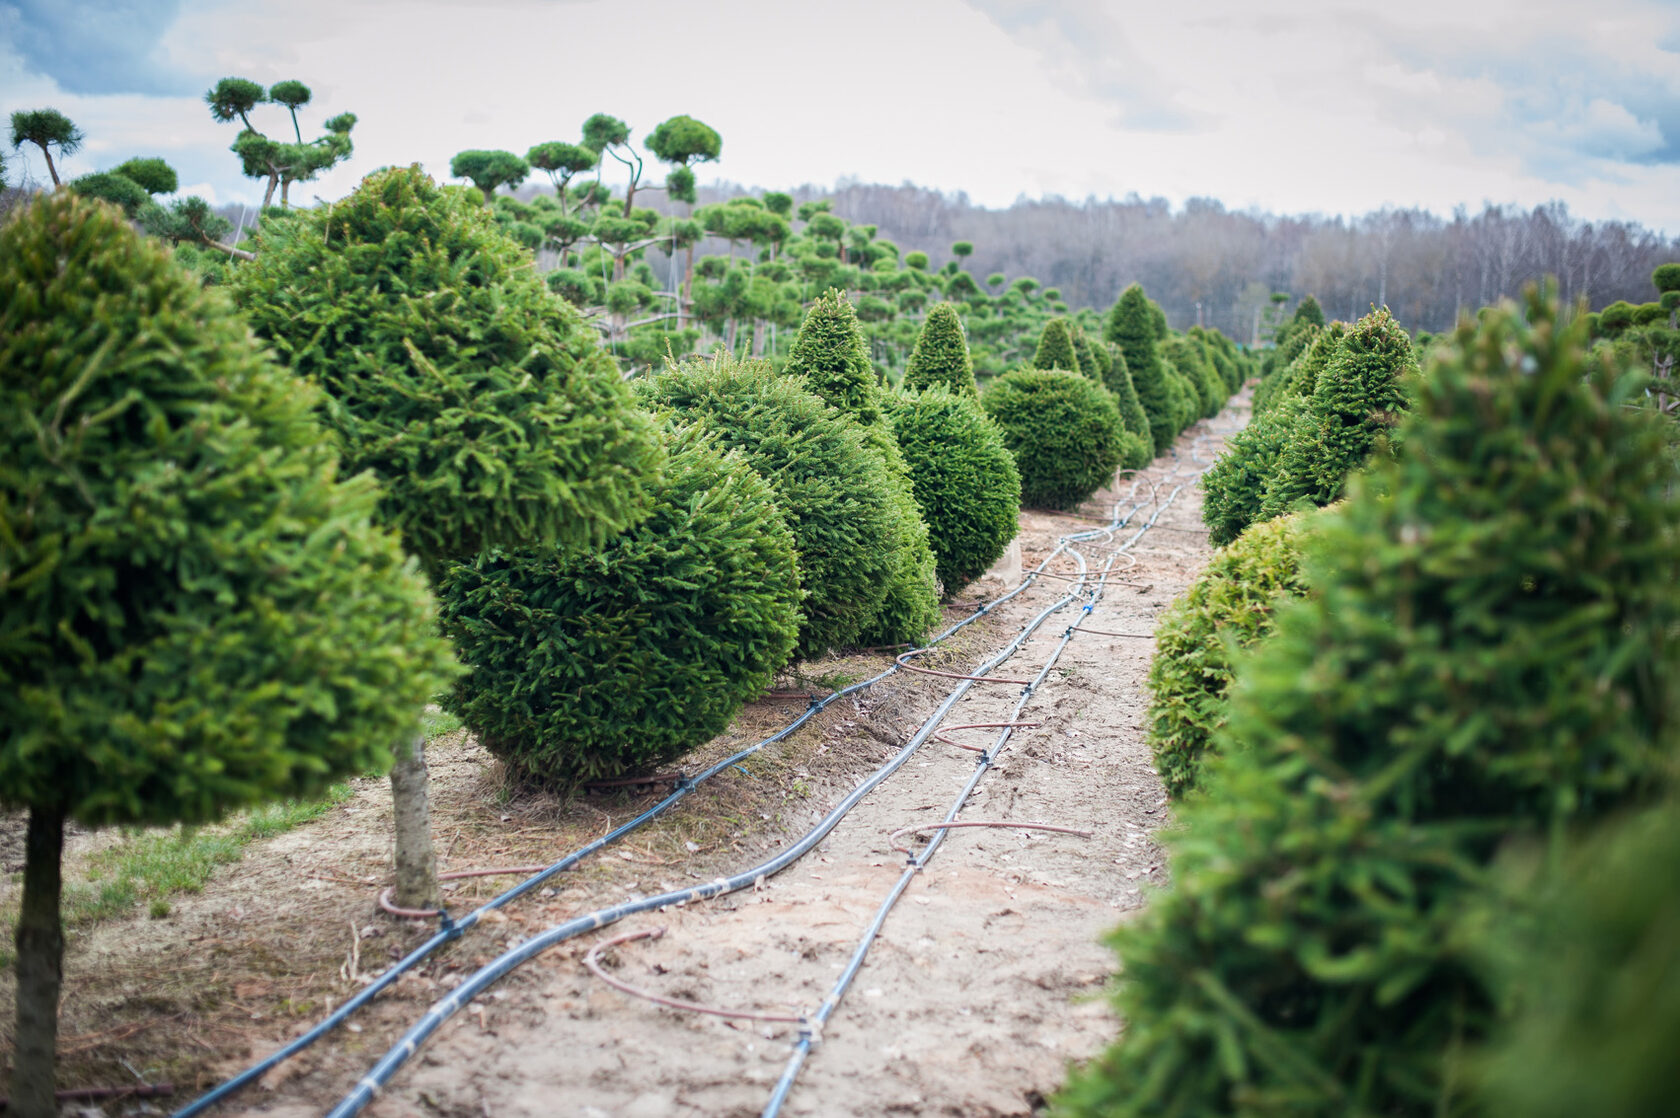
685;180;1678;338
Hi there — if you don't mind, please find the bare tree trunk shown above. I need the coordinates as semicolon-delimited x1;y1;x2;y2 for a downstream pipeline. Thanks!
389;734;439;911
12;805;66;1118
36;145;60;187
281;178;291;208
261;172;279;210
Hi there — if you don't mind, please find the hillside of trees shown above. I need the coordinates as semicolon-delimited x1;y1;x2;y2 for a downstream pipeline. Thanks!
656;181;1677;338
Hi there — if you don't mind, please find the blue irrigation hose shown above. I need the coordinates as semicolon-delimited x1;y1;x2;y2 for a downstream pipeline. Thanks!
177;476;1160;1118
323;568;1095;1118
761;482;1193;1117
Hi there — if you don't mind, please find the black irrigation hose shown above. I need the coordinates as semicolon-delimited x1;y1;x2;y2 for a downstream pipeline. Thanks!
172;482;1159;1118
760;479;1195;1117
324;558;1097;1118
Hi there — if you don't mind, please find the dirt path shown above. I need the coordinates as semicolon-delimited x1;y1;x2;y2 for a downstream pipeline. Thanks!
2;399;1246;1118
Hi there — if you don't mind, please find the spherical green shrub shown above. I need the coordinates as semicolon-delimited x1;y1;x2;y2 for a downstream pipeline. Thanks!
904;302;976;395
981;369;1127;510
1146;511;1313;798
1475;803;1680;1118
439;424;800;788
640;355;906;657
1259;307;1415;521
1058;290;1680;1118
1;192;456;1109
1199;394;1307;545
888;386;1021;594
231;164;661;569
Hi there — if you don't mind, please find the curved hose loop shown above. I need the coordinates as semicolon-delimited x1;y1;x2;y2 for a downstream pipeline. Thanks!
321;574;1096;1118
180;477;1172;1118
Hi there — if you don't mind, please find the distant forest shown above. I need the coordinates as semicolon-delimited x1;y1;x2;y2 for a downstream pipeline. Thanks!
661;181;1678;339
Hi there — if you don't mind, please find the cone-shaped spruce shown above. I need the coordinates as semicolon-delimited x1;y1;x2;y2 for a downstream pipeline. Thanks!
903;302;977;396
1033;316;1081;373
1106;284;1175;453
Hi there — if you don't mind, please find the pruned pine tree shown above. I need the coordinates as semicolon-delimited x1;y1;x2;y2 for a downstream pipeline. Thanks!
1;191;456;1118
231;166;661;909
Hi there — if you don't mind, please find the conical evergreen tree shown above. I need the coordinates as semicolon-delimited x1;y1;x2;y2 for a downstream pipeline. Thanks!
1059;290;1680;1117
1033;316;1081;372
786;287;884;426
1107;284;1176;453
1199;394;1307;545
1102;344;1152;457
903;302;976;396
1259;308;1414;519
1070;324;1101;384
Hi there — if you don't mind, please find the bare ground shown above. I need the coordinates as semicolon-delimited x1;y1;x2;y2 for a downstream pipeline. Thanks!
0;399;1247;1117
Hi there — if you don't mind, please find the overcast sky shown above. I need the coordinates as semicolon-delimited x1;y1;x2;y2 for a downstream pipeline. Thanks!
3;0;1677;232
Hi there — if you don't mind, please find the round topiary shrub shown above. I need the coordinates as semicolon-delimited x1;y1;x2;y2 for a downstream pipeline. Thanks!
439;424;800;788
640;355;905;657
1058;290;1680;1118
1;192;456;1108
1146;511;1313;798
981;368;1127;510
888;386;1021;594
231;164;661;569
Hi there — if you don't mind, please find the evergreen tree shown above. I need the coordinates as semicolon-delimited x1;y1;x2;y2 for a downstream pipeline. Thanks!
1;191;455;1116
1199;395;1308;545
1033;316;1081;372
1071;325;1103;384
903;302;976;395
8;108;82;186
982;369;1129;509
1102;343;1152;458
786;287;884;426
1260;308;1415;520
1059;290;1680;1117
449;149;530;206
233;165;661;908
1106;284;1175;453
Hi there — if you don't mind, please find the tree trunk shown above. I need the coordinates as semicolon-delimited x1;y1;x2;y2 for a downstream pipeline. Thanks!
389;734;439;910
281;178;291;208
261;172;279;210
12;805;66;1118
36;144;60;188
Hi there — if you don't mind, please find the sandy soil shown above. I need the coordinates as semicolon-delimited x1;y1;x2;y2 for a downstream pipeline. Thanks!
0;397;1246;1117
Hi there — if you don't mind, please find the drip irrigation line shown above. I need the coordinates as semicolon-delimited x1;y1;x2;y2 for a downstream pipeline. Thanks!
761;478;1198;1117
933;721;1041;752
893;648;1033;685
886;821;1092;858
583;927;807;1026
178;473;1164;1118
1074;628;1155;639
322;565;1096;1118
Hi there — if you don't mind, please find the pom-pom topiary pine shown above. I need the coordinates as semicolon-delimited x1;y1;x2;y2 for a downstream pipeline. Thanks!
0;192;456;1115
1145;511;1313;798
887;386;1021;594
903;302;977;395
1106;284;1176;453
982;369;1128;510
1056;289;1680;1118
1259;307;1415;521
640;355;910;658
232;164;661;908
440;423;801;789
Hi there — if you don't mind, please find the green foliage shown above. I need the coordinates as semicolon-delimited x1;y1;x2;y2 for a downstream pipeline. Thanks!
1475;803;1680;1118
1058;290;1680;1117
904;250;929;271
1107;284;1176;453
440;424;799;789
1260;308;1415;520
69;171;150;216
1033;317;1081;372
449;149;530;205
526;141;598;192
112;157;177;195
1146;513;1312;798
231;165;660;569
1164;368;1198;432
8;107;83;184
1651;262;1680;294
1069;325;1100;383
0;190;455;827
1255;322;1344;416
1163;334;1223;418
907;302;981;395
645;114;722;166
641;355;907;657
785;288;884;426
888;387;1020;593
582;112;631;151
951;240;973;259
1100;345;1152;462
1199;395;1307;545
139;195;232;250
204;78;265;126
982;369;1127;509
